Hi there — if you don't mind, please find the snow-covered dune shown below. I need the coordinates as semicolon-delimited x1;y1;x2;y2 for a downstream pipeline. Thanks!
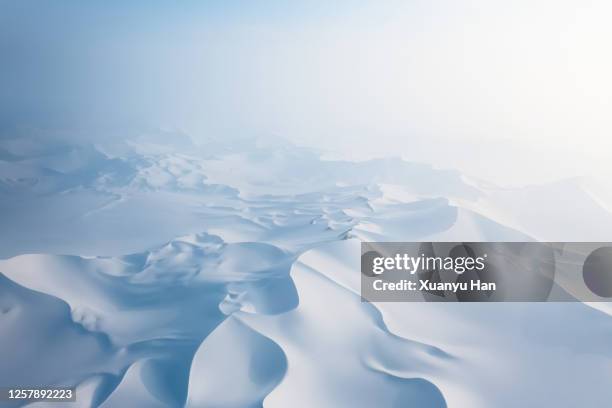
1;134;611;407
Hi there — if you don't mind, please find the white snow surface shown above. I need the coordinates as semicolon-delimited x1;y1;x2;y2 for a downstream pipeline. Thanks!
1;133;611;407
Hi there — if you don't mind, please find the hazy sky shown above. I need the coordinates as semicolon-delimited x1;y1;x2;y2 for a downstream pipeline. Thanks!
1;1;611;184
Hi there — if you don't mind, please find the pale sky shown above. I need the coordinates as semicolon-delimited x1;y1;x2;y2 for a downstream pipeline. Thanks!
2;0;611;185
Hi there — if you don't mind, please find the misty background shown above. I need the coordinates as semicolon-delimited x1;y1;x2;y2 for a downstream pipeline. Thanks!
1;0;611;185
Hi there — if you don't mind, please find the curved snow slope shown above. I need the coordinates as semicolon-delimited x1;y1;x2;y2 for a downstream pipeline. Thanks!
1;134;612;407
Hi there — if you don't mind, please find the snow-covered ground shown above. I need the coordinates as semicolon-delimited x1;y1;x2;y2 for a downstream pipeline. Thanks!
1;133;611;407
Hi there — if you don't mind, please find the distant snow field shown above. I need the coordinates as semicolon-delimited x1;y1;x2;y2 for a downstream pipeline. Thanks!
1;133;611;407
